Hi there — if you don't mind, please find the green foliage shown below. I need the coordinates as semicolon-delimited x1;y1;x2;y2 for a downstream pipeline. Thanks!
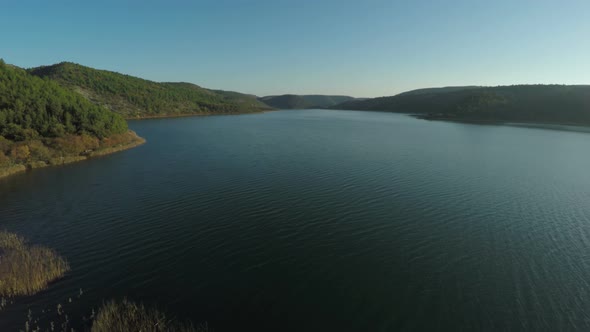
26;140;52;160
30;62;272;117
0;136;12;153
0;61;128;139
10;144;30;162
0;151;8;165
333;85;590;125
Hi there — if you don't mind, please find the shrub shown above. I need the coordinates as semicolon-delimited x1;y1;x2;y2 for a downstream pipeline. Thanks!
27;140;52;161
2;123;25;141
100;131;133;148
92;299;206;332
80;134;100;151
0;136;13;154
0;151;9;165
0;231;70;297
51;134;98;155
10;144;30;162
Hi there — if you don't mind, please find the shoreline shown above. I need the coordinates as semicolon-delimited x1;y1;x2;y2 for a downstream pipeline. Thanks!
124;109;275;120
0;132;146;181
0;110;273;181
414;114;590;129
331;109;590;132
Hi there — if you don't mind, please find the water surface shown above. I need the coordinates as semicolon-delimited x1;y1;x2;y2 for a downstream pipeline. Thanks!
1;110;590;331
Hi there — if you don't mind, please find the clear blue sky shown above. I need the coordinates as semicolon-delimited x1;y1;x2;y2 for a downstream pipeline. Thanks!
2;0;589;97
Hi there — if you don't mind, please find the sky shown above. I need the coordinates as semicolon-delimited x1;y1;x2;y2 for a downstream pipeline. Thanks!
2;0;589;97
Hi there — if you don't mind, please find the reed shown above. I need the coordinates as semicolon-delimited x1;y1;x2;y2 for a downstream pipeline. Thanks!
0;231;69;297
91;298;207;332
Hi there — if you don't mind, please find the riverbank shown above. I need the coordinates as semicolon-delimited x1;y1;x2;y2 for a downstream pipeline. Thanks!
0;131;145;181
124;109;275;120
415;114;590;130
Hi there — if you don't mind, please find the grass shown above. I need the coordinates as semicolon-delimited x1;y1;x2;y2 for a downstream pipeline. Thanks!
0;231;208;331
0;231;70;297
91;298;208;332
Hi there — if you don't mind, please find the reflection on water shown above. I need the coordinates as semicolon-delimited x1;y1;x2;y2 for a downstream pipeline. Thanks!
1;110;590;331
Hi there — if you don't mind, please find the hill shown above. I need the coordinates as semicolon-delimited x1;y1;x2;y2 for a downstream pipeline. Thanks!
212;89;271;112
332;85;590;125
259;94;356;109
394;86;482;97
28;62;272;118
332;86;484;112
0;60;144;178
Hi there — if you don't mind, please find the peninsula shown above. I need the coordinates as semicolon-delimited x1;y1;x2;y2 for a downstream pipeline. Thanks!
0;60;271;179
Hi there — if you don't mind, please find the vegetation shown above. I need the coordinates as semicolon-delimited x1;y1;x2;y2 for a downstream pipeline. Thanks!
0;60;127;139
0;127;145;179
0;230;205;332
91;299;207;332
0;60;145;178
259;94;356;109
299;95;359;108
212;89;272;112
332;85;590;125
29;62;272;118
0;231;69;297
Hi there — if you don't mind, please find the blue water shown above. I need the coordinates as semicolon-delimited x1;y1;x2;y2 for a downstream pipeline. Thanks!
1;110;590;331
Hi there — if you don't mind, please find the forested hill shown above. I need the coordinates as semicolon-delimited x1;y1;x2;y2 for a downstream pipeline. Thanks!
259;94;356;109
0;60;127;139
29;62;273;118
332;86;485;111
0;59;145;177
332;85;590;125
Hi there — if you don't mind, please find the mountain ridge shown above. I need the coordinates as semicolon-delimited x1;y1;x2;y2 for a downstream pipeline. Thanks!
28;62;273;118
259;94;357;109
331;85;590;125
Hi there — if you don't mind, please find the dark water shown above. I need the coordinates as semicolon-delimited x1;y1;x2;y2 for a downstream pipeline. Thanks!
2;110;590;331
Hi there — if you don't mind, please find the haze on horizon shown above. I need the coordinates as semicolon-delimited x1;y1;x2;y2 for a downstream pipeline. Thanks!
2;0;589;98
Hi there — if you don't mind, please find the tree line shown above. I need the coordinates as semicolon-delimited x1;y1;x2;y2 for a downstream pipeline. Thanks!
0;59;128;141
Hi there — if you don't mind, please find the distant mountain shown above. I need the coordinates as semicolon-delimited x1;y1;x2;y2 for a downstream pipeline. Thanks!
260;94;356;109
332;86;484;111
259;95;312;109
212;89;271;112
332;85;590;126
395;86;482;96
29;62;272;118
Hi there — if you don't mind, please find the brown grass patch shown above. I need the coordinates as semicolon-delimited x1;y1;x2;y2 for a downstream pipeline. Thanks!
92;298;207;332
0;231;69;297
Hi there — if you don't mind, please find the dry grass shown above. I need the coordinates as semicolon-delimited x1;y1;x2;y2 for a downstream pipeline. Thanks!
92;298;207;332
0;231;69;297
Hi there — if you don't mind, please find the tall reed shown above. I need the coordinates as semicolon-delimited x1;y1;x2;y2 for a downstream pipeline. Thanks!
0;231;70;297
92;298;207;332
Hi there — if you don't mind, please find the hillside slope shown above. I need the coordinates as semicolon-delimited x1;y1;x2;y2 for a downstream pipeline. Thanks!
332;86;484;112
0;60;143;178
1;61;127;139
260;94;356;109
332;85;590;125
29;62;272;118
